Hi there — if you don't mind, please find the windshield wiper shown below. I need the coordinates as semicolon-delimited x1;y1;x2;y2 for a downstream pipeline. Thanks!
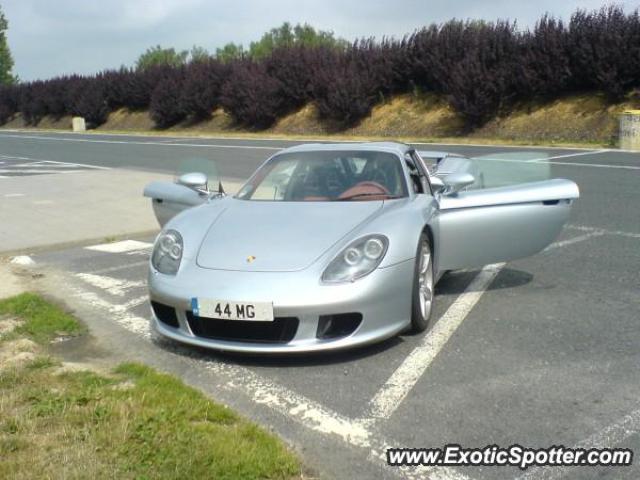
334;193;401;201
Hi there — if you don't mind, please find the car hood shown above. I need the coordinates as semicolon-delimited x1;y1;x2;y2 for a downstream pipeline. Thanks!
196;199;383;272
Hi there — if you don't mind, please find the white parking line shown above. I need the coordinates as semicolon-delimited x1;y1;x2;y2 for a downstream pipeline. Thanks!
367;263;505;420
85;240;153;253
198;344;471;480
66;275;470;480
367;440;472;480
544;231;605;251
59;218;637;480
0;168;86;174
527;149;610;162
516;407;640;480
36;158;110;170
0;153;111;170
567;224;640;240
76;273;146;296
90;260;149;275
0;133;283;150
543;160;640;170
474;156;640;171
70;286;152;339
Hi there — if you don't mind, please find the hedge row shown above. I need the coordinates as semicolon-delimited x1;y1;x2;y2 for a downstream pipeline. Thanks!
1;6;639;130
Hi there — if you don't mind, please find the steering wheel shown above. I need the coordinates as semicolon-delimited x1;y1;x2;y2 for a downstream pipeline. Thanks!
369;168;391;190
328;169;348;195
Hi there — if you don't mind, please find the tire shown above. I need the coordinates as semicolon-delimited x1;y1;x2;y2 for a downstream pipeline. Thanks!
410;233;434;333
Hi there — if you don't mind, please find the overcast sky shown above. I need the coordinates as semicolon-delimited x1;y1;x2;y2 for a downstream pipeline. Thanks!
2;0;637;81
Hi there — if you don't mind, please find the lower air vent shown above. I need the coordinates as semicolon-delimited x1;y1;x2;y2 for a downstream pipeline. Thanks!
151;301;179;328
186;312;298;344
316;313;363;339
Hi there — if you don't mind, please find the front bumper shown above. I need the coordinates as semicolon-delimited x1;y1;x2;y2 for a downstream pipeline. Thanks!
149;259;415;353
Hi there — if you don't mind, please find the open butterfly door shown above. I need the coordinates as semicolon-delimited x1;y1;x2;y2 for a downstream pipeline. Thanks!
143;158;221;227
435;179;580;271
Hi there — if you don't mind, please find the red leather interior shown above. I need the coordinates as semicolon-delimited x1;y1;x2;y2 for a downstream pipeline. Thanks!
338;181;390;201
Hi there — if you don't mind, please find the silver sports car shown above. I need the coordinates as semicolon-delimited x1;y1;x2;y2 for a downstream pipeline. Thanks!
143;142;579;353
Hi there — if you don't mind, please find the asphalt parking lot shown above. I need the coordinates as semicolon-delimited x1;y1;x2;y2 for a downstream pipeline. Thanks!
2;130;639;479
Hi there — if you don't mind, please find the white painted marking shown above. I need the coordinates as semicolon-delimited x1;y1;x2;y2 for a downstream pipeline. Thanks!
70;286;151;338
0;168;86;174
567;224;640;240
474;156;640;171
125;249;154;257
199;349;470;480
69;281;371;446
0;162;42;167
35;158;110;170
4;193;25;198
3;160;90;169
367;439;472;480
0;133;282;150
123;295;149;310
0;175;7;178
30;161;87;168
544;231;605;251
76;273;145;296
412;140;598;151
0;153;110;170
85;240;153;253
67;277;470;480
10;255;35;266
516;407;640;480
544;160;640;170
527;149;609;162
90;260;149;275
368;263;505;420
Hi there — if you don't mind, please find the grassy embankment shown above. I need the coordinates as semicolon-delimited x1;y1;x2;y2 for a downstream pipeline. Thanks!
2;92;636;148
0;293;300;479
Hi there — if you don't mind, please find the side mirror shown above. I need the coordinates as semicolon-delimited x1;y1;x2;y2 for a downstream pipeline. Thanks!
177;172;208;193
429;175;446;194
442;172;475;195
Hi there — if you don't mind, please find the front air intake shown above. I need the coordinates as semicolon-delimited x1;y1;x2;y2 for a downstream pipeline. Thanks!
316;313;363;339
151;301;179;328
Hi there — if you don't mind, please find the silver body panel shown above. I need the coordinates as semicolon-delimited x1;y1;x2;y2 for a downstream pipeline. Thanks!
144;142;579;353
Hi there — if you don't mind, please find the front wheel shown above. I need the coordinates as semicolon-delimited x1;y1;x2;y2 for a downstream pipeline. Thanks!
410;234;434;333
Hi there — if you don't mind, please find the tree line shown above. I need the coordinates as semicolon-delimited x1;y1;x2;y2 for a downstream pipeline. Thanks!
1;6;639;131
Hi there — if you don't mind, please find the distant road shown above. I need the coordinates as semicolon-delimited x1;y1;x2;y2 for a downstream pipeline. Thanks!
2;130;638;180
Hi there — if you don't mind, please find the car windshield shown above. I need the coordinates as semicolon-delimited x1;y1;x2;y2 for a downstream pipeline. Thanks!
236;150;407;201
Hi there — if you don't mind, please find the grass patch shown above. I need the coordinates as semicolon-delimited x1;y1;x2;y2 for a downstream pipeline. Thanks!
0;361;300;479
0;293;300;479
0;293;85;344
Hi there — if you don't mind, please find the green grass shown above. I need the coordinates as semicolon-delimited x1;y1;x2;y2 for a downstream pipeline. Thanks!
0;292;85;344
0;294;301;479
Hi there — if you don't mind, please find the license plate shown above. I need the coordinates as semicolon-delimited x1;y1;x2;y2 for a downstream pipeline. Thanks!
191;298;274;322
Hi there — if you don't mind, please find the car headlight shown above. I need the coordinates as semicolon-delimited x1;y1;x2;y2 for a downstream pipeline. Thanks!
322;235;388;283
152;230;183;275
